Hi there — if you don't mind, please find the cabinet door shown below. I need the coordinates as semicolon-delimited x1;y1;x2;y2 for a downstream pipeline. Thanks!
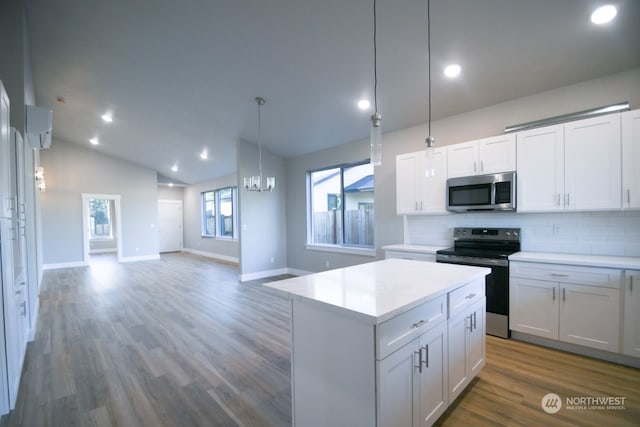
396;152;421;214
477;134;516;174
417;322;448;426
516;125;564;212
420;148;448;214
509;278;559;339
559;283;620;352
447;141;478;178
623;271;640;357
378;339;417;427
622;110;640;209
467;299;485;377
564;114;622;210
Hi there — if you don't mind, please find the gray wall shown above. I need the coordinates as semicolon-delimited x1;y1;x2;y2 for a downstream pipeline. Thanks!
182;174;239;261
40;139;159;264
285;68;640;272
237;140;287;280
157;185;184;201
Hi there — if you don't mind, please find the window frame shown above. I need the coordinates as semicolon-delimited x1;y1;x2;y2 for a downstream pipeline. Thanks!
306;160;375;256
201;186;238;239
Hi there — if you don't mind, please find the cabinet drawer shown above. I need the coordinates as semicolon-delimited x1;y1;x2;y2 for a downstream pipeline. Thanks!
449;278;485;318
377;294;446;360
510;262;622;289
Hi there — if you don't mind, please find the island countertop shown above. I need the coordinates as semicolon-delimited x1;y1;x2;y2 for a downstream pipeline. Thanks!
263;258;489;324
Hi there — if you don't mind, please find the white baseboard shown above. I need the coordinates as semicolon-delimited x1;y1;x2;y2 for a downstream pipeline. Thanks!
120;254;160;263
43;261;87;270
286;268;313;277
240;267;289;282
182;248;239;264
89;248;117;254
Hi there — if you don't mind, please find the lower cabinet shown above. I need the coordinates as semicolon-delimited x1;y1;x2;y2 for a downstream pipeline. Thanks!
623;270;640;357
448;298;485;403
510;262;622;353
378;321;448;427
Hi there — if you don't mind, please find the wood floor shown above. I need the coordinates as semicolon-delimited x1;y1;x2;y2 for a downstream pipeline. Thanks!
1;252;639;426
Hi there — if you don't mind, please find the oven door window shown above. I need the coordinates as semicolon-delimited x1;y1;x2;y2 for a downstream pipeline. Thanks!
449;183;492;206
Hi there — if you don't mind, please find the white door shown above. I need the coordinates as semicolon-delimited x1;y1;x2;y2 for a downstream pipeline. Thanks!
509;278;559;339
158;200;183;253
447;141;478;178
418;322;448;426
623;270;640;357
477;134;516;174
622;110;640;209
396;153;420;215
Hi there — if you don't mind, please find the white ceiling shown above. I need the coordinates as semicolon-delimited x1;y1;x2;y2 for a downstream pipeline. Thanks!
24;0;640;185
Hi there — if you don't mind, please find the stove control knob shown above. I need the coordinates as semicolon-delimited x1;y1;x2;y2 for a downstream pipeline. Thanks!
506;231;511;236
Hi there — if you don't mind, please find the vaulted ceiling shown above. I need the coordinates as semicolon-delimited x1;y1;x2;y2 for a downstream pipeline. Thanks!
25;0;640;184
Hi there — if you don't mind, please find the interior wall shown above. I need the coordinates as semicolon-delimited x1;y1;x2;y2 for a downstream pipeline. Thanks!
40;139;159;265
237;140;287;280
157;185;184;201
182;174;239;261
284;68;640;272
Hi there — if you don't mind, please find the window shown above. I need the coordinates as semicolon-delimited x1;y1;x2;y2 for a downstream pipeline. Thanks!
90;198;113;239
201;187;237;238
308;161;374;249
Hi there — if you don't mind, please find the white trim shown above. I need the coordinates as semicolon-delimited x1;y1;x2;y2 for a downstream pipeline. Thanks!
27;298;39;342
182;248;239;264
43;261;87;270
81;194;123;263
120;254;160;263
305;244;377;257
89;248;118;254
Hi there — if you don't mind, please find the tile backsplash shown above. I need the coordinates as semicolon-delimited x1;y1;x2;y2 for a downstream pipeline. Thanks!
406;210;640;257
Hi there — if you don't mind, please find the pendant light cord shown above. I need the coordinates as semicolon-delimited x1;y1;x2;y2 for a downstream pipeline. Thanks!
257;98;263;181
373;0;378;113
427;0;432;137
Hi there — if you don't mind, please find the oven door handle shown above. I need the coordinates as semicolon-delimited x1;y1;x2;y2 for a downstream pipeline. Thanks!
436;254;509;268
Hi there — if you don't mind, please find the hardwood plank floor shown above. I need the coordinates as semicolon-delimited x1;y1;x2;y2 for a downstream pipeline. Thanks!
1;253;638;426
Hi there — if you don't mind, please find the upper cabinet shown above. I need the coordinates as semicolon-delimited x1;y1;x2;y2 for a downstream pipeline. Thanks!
396;148;447;215
517;113;622;212
447;134;516;178
622;110;640;209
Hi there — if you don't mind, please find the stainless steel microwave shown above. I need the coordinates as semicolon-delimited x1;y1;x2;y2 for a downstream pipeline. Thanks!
446;172;516;212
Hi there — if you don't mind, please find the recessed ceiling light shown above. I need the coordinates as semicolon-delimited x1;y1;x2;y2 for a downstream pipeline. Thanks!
200;149;208;160
444;64;462;78
171;164;178;172
591;5;617;24
89;137;99;145
357;99;371;110
101;112;113;123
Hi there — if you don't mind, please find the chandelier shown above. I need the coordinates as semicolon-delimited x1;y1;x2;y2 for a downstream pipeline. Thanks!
244;97;275;192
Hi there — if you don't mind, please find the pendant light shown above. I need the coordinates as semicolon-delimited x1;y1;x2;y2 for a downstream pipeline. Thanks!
370;0;382;166
424;0;436;177
244;97;276;192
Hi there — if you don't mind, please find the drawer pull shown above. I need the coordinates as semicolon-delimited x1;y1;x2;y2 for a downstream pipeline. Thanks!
412;319;429;329
465;293;476;300
550;273;569;278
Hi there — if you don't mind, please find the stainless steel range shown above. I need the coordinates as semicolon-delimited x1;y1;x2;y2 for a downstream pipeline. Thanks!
436;227;521;338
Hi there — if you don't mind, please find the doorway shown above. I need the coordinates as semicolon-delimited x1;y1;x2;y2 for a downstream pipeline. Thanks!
158;200;183;253
81;194;122;264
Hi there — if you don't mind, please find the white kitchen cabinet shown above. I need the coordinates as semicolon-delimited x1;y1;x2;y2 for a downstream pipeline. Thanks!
447;134;516;178
517;113;622;212
510;262;622;353
623;270;640;357
622;110;640;209
378;320;448;427
448;297;485;403
396;148;447;215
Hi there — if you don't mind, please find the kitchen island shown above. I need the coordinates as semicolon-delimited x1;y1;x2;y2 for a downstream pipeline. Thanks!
264;258;490;427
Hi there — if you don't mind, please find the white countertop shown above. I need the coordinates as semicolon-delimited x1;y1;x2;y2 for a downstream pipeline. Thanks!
381;244;447;254
509;251;640;270
263;259;489;324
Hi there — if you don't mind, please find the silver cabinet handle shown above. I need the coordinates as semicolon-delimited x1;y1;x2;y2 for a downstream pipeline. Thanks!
465;293;476;300
415;347;423;373
557;194;561;206
480;160;484;172
550;273;569;278
473;161;477;173
631;276;634;294
628;189;631;206
472;312;477;331
415;201;419;211
420;201;423;210
424;345;429;368
552;287;556;301
567;193;570;207
562;287;566;302
20;301;26;317
412;319;428;329
467;314;473;332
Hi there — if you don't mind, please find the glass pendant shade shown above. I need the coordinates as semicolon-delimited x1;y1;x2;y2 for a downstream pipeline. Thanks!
425;136;436;177
370;112;382;166
244;97;275;192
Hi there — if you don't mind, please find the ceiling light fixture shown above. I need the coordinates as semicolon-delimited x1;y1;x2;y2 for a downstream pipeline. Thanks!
358;99;371;110
244;97;275;192
171;164;178;172
424;0;437;178
200;149;208;160
591;4;617;24
444;63;461;78
369;0;382;166
89;137;99;145
101;112;113;123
